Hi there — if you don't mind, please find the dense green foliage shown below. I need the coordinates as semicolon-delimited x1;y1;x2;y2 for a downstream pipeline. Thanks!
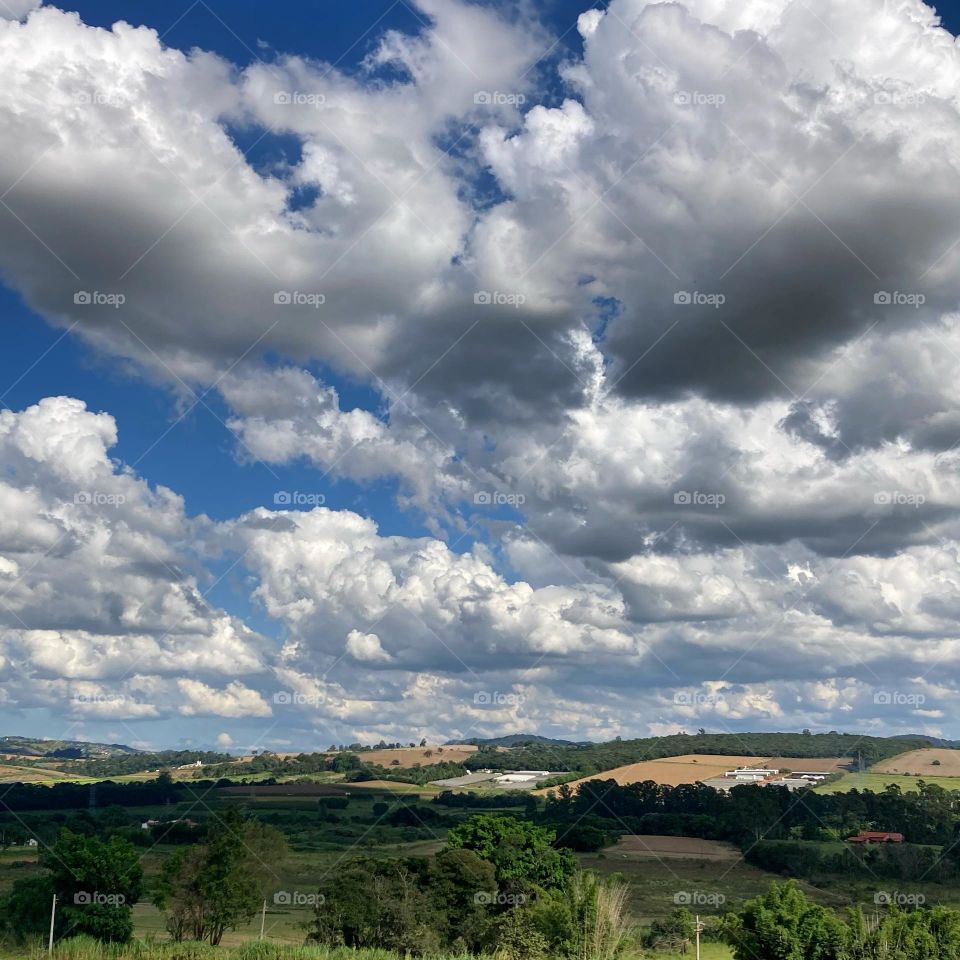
547;777;960;849
0;774;181;811
0;829;142;943
347;761;470;785
725;882;960;960
447;815;576;891
746;837;955;882
432;789;531;808
152;808;288;944
539;777;960;885
308;849;496;953
725;882;850;959
307;818;626;959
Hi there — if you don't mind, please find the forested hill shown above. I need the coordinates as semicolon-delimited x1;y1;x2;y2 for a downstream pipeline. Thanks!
52;749;233;777
0;736;138;759
456;734;586;748
462;732;933;774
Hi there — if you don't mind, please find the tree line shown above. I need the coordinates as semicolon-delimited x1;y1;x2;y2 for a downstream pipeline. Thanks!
544;776;960;849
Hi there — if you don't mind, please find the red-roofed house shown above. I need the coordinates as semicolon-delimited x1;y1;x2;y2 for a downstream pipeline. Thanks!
847;831;904;844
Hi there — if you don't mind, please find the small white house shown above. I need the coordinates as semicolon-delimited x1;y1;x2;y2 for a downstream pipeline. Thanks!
26;838;38;847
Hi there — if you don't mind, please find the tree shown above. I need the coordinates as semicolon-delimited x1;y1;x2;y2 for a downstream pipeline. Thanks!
31;830;143;943
429;848;497;950
645;908;695;954
153;809;287;944
0;874;56;942
447;815;575;891
724;882;849;960
495;908;550;960
308;857;442;954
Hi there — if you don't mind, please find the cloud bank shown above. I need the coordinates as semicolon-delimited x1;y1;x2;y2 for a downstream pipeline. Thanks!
1;0;959;744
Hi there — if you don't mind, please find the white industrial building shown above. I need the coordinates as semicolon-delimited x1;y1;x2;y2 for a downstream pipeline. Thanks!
724;767;780;781
494;770;550;784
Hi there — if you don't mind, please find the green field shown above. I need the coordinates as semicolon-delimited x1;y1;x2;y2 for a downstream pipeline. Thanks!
815;772;960;794
579;848;832;924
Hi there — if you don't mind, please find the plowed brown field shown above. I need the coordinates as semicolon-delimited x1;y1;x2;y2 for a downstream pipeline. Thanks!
873;748;960;776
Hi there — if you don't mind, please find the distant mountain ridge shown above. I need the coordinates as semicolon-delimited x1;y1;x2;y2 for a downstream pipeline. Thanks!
0;736;139;759
898;734;960;748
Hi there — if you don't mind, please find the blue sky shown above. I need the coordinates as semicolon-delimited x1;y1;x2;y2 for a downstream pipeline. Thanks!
3;0;960;752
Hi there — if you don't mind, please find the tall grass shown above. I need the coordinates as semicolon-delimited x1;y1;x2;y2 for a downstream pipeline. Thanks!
27;937;445;960
565;872;633;960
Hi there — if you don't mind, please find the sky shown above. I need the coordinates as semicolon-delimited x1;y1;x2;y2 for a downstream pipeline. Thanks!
1;0;960;754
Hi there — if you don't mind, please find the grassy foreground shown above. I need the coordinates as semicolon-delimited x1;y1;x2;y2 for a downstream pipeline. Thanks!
19;936;734;960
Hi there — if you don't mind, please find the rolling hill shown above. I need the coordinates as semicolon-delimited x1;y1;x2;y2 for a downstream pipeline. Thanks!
0;736;139;759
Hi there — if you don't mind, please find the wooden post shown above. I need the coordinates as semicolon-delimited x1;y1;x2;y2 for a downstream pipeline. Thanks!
695;914;703;960
259;899;267;940
48;895;57;954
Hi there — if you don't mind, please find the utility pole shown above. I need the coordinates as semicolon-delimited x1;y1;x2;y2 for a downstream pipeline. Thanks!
259;899;267;940
695;914;704;960
48;894;57;954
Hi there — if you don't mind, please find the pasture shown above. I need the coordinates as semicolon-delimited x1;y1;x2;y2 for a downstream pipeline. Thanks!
872;748;960;776
816;771;960;794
